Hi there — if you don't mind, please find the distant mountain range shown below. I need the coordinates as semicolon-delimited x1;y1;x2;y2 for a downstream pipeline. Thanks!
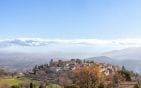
88;47;141;73
103;47;141;60
0;47;141;73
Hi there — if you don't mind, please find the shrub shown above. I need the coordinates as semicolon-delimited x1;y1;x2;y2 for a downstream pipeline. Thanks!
98;83;105;88
134;84;141;88
65;84;80;88
11;85;19;88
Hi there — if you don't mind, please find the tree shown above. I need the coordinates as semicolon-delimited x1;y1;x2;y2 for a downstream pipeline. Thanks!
98;83;105;88
122;66;126;71
39;83;44;88
73;64;105;88
49;59;54;66
76;59;82;64
118;68;132;81
107;72;121;88
30;82;33;88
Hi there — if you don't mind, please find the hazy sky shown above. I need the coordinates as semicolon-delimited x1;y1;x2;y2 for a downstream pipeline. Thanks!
0;0;141;54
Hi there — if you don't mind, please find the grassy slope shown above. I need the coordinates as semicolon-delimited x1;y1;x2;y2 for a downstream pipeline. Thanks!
0;78;22;86
0;78;39;86
0;78;62;88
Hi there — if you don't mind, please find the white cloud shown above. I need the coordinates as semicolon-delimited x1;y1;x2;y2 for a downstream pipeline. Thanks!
0;38;141;48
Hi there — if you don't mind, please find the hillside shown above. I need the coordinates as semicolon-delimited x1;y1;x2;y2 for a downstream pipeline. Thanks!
0;52;51;70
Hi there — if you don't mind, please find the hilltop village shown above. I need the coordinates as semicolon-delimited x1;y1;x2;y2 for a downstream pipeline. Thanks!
25;59;126;87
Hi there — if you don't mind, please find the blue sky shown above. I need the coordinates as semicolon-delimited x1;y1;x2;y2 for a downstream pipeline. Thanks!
0;0;141;39
0;0;141;56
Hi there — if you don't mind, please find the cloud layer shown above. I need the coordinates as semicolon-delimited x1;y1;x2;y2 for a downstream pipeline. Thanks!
0;38;141;48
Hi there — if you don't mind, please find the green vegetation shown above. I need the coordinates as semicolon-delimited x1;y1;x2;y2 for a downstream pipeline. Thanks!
0;78;63;88
0;78;40;88
47;84;62;88
11;85;20;88
0;78;23;86
118;66;132;81
98;83;105;88
134;84;141;88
